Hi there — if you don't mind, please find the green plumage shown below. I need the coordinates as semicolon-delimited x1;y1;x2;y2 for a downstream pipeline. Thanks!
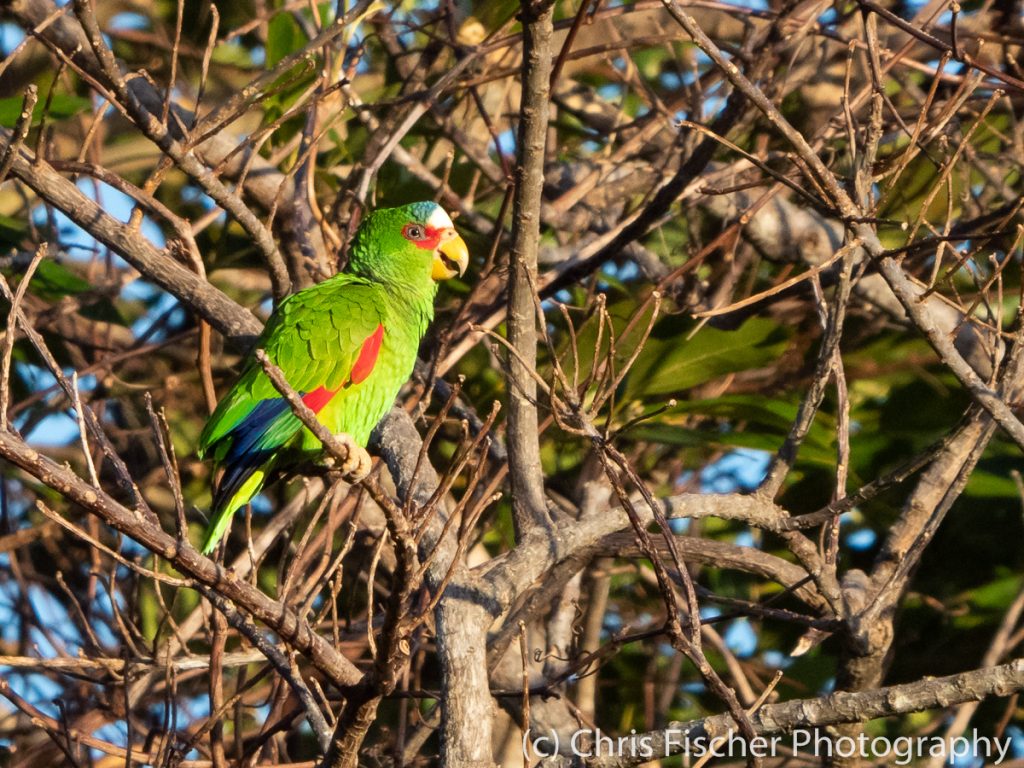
199;279;389;453
197;202;466;554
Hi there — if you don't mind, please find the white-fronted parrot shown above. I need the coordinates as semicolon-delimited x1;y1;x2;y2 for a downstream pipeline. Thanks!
197;201;468;554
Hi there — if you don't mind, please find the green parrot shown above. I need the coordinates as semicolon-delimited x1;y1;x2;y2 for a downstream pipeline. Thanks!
197;201;468;554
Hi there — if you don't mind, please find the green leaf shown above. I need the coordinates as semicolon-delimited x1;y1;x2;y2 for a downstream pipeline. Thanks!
267;12;305;68
965;467;1024;498
630;47;668;80
30;260;92;300
964;574;1023;612
210;42;255;67
626;317;791;397
666;394;836;448
0;94;91;129
0;214;27;247
630;420;835;467
667;393;805;429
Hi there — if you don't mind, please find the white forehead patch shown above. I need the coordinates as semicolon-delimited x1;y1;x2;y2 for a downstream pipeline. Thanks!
427;206;454;230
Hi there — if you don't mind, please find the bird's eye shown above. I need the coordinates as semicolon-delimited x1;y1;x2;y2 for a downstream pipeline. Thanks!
404;224;424;240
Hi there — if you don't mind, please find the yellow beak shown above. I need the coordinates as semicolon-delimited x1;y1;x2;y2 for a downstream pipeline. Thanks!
432;231;469;280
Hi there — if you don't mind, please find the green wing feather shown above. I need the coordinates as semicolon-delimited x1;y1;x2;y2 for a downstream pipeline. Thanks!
198;275;388;458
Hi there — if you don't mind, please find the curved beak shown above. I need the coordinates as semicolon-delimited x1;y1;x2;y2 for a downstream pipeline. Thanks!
432;231;469;280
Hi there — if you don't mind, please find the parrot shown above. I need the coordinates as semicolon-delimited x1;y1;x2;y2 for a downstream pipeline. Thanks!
196;201;468;554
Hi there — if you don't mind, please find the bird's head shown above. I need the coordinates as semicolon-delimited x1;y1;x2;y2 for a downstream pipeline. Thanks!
348;201;468;289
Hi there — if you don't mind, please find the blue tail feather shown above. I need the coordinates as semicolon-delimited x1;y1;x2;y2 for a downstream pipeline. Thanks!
203;396;306;552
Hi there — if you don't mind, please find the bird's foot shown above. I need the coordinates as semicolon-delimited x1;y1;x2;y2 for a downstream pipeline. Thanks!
322;433;372;480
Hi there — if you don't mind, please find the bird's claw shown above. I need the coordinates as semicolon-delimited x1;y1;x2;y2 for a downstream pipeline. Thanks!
321;433;372;481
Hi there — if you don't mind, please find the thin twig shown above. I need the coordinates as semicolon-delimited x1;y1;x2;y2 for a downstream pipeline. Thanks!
0;242;44;431
0;84;37;185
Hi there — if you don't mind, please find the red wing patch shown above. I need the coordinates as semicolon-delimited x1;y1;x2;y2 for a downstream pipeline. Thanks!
300;325;384;408
348;324;385;386
302;386;338;413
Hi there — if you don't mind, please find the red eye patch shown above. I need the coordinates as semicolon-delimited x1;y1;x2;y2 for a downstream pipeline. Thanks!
402;223;443;250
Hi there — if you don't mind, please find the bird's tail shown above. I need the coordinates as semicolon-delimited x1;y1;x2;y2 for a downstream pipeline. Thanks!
201;460;268;554
199;396;303;554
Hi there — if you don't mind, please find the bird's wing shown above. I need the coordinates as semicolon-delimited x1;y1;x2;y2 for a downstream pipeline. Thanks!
198;276;389;458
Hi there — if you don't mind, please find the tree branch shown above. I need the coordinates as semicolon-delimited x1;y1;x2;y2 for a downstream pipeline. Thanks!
0;428;363;688
0;126;261;346
506;0;556;537
566;658;1024;768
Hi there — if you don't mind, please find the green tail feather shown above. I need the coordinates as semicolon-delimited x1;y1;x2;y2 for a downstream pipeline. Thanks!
200;470;266;555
